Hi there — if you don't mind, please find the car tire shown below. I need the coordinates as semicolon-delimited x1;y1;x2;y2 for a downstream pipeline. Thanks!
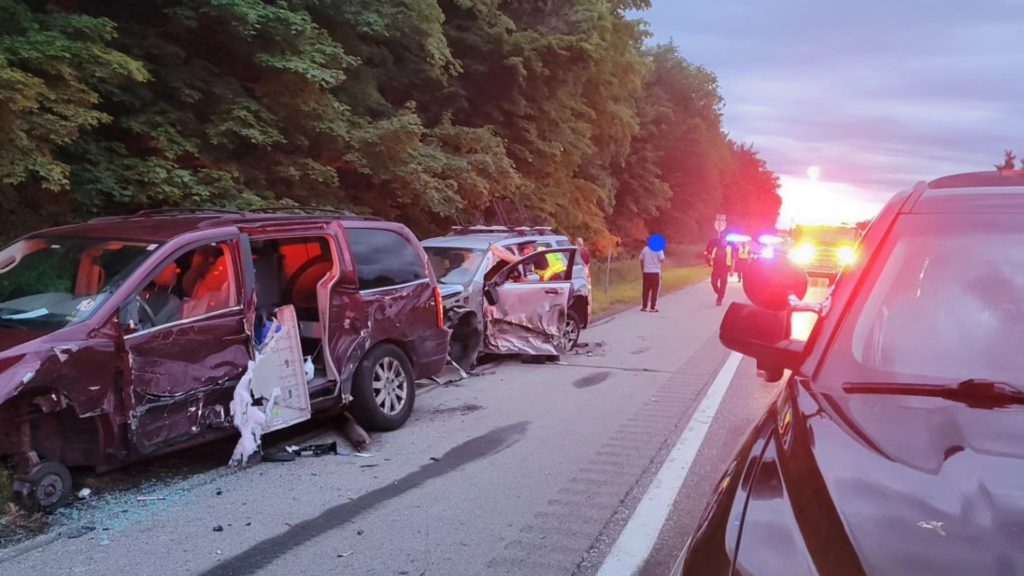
349;344;416;432
563;309;582;351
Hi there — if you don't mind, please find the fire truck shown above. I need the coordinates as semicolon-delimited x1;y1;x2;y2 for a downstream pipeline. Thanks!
787;224;861;280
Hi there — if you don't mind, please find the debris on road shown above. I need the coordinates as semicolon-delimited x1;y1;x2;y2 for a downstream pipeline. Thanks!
357;529;364;536
338;551;354;558
65;525;96;539
135;496;166;502
212;525;224;532
286;441;338;457
76;488;93;500
261;449;297;463
341;412;371;451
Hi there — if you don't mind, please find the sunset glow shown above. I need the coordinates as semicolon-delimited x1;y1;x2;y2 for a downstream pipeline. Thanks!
777;174;884;228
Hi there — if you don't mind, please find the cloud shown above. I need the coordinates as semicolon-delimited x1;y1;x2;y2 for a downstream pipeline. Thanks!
636;0;1024;220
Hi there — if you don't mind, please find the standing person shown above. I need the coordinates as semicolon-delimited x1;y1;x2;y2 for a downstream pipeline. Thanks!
640;234;666;312
704;238;717;266
736;241;751;283
710;238;733;306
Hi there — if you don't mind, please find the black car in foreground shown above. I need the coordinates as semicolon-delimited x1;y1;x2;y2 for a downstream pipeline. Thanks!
675;170;1024;575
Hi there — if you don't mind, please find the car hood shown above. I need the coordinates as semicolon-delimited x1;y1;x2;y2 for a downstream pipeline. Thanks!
0;328;48;352
748;382;1024;575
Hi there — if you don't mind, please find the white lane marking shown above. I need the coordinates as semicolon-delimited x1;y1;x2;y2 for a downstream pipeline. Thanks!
596;351;744;576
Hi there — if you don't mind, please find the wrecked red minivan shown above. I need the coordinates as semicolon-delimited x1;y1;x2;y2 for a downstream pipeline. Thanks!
0;208;449;510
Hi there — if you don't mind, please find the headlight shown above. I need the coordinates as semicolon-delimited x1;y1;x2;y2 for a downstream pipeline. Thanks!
837;245;857;266
789;243;816;265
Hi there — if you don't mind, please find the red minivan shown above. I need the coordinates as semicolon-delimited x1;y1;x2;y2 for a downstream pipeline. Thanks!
0;208;449;510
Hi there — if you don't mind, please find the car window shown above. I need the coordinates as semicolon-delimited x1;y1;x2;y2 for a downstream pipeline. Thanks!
499;249;574;284
127;241;239;330
822;213;1024;387
348;228;427;290
424;247;485;286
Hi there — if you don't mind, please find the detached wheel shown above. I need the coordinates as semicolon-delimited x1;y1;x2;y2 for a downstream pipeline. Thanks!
350;344;415;431
18;461;72;512
563;310;582;351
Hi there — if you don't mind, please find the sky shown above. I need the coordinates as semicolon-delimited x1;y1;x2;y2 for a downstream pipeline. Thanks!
637;0;1024;227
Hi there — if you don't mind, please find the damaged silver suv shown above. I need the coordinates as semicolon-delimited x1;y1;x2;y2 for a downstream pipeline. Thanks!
422;226;591;368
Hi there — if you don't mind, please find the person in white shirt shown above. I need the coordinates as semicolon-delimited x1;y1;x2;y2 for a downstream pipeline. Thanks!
639;242;666;312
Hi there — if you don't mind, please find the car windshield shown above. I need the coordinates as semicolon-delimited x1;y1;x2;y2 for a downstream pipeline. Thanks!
424;247;485;286
0;237;156;331
824;213;1024;389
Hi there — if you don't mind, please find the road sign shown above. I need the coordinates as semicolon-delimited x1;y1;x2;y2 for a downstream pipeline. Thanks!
714;214;727;233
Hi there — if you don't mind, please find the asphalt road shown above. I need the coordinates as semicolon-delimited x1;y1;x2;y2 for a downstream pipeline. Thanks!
0;275;821;576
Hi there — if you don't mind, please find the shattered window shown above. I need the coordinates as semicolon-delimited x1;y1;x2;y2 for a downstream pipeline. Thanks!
348;229;427;291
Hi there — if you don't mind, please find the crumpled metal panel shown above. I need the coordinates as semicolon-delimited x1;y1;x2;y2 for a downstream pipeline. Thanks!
125;313;249;454
483;286;565;356
330;280;449;400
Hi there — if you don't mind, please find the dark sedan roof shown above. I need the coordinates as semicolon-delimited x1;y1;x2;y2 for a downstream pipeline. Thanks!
910;171;1024;214
29;209;395;242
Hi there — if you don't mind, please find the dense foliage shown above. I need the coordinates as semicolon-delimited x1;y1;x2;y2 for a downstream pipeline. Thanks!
0;0;780;252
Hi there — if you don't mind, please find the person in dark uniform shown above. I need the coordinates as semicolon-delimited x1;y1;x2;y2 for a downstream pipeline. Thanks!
710;239;733;306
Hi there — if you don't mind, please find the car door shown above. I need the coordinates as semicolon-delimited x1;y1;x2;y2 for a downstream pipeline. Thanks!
120;237;250;454
482;248;576;356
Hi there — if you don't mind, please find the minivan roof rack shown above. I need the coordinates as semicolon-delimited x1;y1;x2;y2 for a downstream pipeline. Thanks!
88;208;243;222
448;225;556;238
134;208;243;217
248;205;351;216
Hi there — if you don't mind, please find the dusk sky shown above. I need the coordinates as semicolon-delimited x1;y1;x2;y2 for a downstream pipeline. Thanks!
638;0;1024;226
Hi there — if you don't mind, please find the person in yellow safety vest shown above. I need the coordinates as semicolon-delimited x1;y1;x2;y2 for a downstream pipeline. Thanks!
735;241;751;283
710;239;733;306
487;242;566;282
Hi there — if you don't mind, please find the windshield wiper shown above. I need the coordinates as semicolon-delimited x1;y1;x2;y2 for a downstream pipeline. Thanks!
843;379;1024;408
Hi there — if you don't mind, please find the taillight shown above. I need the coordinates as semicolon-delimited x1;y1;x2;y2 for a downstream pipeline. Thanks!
434;286;444;328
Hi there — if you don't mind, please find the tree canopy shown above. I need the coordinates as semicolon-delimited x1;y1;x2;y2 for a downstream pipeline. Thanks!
0;0;781;252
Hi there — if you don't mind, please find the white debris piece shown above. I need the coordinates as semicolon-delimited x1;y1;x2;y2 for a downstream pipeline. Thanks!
303;356;315;382
229;360;266;467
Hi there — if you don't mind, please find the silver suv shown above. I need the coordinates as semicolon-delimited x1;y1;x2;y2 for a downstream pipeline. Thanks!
422;226;591;368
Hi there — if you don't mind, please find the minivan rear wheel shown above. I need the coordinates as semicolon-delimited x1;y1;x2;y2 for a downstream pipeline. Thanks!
350;344;416;431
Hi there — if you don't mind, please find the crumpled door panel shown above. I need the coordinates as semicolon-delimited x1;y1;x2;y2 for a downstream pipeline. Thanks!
484;282;569;355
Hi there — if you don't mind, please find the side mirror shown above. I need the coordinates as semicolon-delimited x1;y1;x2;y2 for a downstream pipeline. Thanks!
483;284;499;306
720;302;804;383
743;257;808;312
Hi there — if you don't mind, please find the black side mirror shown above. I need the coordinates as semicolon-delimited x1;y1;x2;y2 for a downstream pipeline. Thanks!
483;284;499;306
720;302;804;382
743;257;809;311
